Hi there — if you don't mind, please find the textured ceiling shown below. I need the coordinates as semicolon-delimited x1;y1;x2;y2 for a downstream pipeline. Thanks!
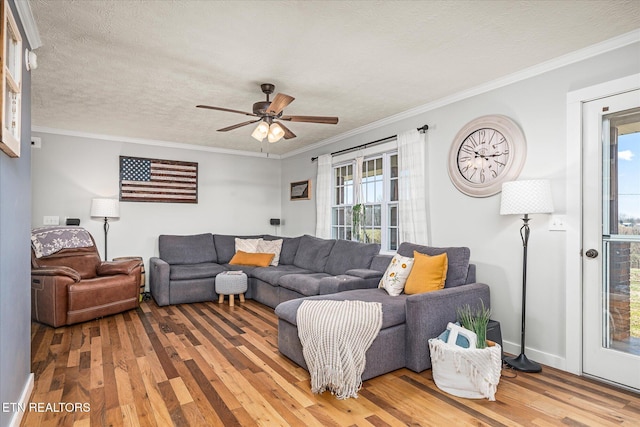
30;0;640;156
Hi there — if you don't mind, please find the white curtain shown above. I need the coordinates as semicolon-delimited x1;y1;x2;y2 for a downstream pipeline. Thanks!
353;156;364;207
398;129;430;245
315;154;332;238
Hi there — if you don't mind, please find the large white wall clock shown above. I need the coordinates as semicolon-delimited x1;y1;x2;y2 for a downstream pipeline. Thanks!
447;115;526;197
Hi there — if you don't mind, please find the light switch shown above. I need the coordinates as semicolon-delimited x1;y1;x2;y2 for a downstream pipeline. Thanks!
548;215;567;231
43;216;59;225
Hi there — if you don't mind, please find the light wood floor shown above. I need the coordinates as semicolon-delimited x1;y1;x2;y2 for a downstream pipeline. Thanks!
23;299;640;426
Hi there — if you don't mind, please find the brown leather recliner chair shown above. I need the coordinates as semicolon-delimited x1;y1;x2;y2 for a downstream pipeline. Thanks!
31;233;142;328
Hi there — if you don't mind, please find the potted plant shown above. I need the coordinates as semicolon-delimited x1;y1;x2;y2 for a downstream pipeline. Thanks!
351;203;366;242
428;300;502;400
456;301;492;348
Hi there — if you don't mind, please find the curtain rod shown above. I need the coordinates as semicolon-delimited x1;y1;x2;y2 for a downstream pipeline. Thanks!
311;124;428;162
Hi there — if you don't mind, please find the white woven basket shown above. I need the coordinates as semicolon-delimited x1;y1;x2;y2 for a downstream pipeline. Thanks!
428;338;502;401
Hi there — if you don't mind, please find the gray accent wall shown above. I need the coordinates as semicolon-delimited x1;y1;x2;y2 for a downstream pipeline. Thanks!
0;1;32;426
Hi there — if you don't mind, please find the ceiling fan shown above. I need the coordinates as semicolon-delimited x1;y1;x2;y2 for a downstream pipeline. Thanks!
197;83;339;143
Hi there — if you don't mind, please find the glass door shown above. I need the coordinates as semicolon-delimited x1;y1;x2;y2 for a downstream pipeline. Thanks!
583;89;640;390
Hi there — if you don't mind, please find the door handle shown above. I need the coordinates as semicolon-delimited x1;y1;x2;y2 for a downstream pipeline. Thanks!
585;249;599;258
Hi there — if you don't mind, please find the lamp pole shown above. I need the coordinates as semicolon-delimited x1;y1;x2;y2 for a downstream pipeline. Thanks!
504;213;542;373
103;216;110;261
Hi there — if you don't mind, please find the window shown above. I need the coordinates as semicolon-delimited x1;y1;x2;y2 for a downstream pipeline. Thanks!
0;0;22;158
332;163;354;240
331;151;399;251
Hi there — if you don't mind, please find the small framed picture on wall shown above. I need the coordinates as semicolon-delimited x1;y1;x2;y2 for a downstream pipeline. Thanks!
290;180;311;201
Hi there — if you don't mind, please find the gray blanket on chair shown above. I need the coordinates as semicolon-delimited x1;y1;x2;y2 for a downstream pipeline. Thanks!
31;226;93;258
296;299;383;399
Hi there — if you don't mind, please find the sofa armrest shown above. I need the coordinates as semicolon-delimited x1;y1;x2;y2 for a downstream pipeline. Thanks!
97;260;140;276
31;266;81;282
404;282;490;373
344;269;383;280
31;271;78;327
149;257;171;306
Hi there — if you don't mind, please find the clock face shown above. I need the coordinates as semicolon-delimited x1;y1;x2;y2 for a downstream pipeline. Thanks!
448;115;526;197
456;128;509;184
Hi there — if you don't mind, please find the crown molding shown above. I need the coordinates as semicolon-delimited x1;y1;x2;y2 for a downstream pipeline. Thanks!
31;126;281;160
281;29;640;159
14;0;42;49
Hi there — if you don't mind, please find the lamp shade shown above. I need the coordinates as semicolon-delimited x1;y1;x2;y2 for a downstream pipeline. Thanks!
267;122;285;143
90;198;120;218
251;121;269;142
500;180;553;215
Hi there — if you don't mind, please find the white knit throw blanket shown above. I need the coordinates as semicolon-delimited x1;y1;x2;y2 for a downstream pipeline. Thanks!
296;299;383;399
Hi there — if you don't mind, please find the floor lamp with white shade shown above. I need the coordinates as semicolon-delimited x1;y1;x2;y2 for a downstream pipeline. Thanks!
90;198;120;261
500;179;554;373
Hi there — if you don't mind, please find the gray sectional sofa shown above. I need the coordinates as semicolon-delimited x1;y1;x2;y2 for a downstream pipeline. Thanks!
149;233;491;381
274;242;490;380
149;233;385;308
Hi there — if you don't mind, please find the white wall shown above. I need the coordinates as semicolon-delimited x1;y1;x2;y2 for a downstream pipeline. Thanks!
280;42;640;369
31;133;282;288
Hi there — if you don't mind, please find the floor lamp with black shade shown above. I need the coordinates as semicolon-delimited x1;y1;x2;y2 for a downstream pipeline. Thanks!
500;179;553;373
90;198;120;261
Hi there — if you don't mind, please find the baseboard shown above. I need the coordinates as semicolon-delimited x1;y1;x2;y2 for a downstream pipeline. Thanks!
502;340;566;371
8;373;34;427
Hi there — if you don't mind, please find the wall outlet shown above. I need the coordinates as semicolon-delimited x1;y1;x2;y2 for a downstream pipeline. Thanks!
43;216;59;225
548;215;567;231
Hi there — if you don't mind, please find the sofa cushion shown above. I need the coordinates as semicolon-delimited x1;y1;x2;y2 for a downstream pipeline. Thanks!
404;251;448;294
293;235;336;271
371;254;394;273
169;262;227;280
257;239;283;266
275;288;407;330
251;265;313;286
214;234;263;264
344;269;384;280
324;239;380;276
235;237;262;253
397;243;470;287
278;272;332;296
263;235;301;265
229;251;274;267
159;234;216;265
379;254;415;296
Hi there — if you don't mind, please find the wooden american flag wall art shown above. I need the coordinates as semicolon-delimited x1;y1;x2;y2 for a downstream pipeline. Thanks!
119;156;198;203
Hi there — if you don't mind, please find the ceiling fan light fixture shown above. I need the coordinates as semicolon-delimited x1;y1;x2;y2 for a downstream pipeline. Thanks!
198;83;339;142
251;121;269;141
268;122;285;143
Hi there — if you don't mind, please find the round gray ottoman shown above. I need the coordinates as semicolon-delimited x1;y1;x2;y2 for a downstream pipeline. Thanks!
215;271;247;306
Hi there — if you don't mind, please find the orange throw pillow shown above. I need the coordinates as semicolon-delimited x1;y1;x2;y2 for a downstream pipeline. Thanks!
229;250;274;267
404;251;448;294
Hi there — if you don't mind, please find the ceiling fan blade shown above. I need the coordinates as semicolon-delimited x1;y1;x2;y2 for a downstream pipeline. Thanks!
217;119;261;132
277;122;297;140
197;105;257;117
266;93;295;115
280;115;339;124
